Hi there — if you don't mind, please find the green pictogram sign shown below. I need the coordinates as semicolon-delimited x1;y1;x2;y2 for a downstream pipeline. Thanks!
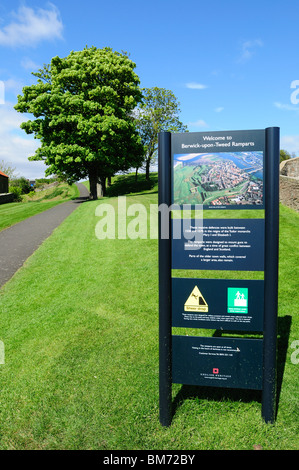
227;288;248;314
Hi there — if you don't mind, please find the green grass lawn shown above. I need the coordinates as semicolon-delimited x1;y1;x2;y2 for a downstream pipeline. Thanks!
0;183;79;232
0;177;298;450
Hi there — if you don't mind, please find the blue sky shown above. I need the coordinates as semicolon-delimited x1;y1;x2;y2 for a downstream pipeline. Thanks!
0;0;299;178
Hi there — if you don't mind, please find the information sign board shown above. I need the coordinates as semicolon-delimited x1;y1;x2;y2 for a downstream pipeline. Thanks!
172;278;264;331
171;129;265;210
172;218;264;271
158;128;279;427
172;336;263;390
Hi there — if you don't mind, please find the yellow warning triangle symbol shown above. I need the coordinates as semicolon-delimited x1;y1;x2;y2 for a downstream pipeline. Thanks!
184;285;208;312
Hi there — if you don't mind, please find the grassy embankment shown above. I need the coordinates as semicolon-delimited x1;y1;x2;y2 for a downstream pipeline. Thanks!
0;173;298;449
0;182;79;232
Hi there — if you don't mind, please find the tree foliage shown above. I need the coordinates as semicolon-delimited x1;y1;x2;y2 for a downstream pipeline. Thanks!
0;159;17;179
280;149;292;164
135;87;187;179
15;46;144;199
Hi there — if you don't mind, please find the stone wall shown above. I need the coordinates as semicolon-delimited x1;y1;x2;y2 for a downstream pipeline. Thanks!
280;157;299;178
0;193;14;205
280;176;299;212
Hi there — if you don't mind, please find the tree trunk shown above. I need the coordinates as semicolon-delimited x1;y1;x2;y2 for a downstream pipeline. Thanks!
88;163;107;200
96;182;103;198
145;158;150;180
89;170;98;200
135;167;138;182
98;174;106;198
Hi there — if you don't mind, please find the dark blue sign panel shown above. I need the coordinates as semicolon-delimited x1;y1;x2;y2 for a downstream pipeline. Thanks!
172;335;263;390
158;128;279;426
172;278;264;332
171;129;265;210
172;218;264;271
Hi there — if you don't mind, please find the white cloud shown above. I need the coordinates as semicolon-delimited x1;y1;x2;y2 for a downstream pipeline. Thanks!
0;81;4;104
274;102;299;112
3;78;24;96
215;107;224;113
0;103;45;178
186;82;207;90
21;57;42;71
280;135;299;155
0;102;24;133
0;4;63;47
188;119;208;128
238;39;263;62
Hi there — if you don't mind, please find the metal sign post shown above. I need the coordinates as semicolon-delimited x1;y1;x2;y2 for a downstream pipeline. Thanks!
262;127;280;423
158;131;172;427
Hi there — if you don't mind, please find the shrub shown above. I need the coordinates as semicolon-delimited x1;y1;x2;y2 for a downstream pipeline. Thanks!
35;177;58;189
10;177;31;194
9;186;23;202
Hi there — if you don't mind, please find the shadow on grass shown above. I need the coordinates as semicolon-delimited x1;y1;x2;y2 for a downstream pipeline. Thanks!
72;196;91;204
172;316;292;421
106;173;158;197
276;315;292;416
172;384;262;415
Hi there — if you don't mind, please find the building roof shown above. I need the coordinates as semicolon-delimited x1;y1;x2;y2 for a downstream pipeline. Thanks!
0;170;9;178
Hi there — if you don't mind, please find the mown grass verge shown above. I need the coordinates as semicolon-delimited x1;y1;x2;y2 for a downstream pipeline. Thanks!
0;183;79;232
0;179;298;449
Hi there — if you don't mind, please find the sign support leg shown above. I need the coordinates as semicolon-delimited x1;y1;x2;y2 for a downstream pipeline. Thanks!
158;132;172;427
262;127;280;423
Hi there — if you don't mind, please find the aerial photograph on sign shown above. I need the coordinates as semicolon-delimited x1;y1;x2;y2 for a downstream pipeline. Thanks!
173;151;263;207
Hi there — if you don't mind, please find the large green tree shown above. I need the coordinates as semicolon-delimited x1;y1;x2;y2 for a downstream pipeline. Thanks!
135;87;187;179
15;47;144;199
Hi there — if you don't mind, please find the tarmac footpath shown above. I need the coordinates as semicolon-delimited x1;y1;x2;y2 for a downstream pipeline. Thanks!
0;182;89;288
